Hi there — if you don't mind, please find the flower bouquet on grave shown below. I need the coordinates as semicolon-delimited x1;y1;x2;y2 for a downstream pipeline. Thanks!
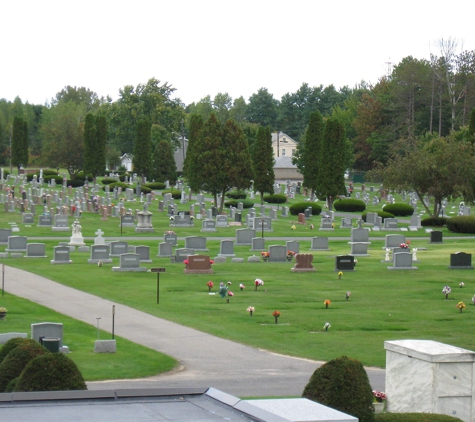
286;250;296;261
456;301;466;313
206;280;214;292
226;291;234;303
324;299;331;309
459;282;465;288
247;306;254;316
261;251;270;262
442;285;451;300
254;278;264;291
183;259;189;269
323;322;331;331
272;310;280;324
338;271;343;280
240;283;245;291
372;390;387;403
346;291;351;301
399;243;409;249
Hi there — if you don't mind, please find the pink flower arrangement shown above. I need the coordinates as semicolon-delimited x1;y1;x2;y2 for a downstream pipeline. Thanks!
240;283;245;291
254;278;264;290
372;390;387;402
228;291;234;297
206;281;214;292
183;259;189;265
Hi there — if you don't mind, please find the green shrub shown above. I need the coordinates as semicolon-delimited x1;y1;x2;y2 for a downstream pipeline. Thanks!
361;211;395;222
289;202;322;216
101;182;129;191
66;179;84;188
333;199;366;212
162;190;182;200
5;377;18;392
226;190;247;200
382;203;414;216
144;182;166;190
140;186;152;194
14;353;87;392
0;339;49;392
0;337;27;364
375;413;462;422
263;194;287;204
447;216;475;234
302;356;374;422
421;217;448;227
224;199;255;209
101;178;117;185
43;169;58;176
44;175;63;184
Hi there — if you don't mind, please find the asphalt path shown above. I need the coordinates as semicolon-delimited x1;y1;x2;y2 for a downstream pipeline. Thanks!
4;265;386;397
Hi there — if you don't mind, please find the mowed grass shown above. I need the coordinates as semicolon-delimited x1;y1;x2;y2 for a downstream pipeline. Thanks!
2;236;475;369
0;292;177;381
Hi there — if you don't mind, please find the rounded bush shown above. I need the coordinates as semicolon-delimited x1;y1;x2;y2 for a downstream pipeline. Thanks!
0;337;27;364
263;194;287;204
101;182;129;191
224;199;255;209
289;202;322;216
5;377;18;392
447;216;475;234
140;186;152;194
43;169;58;176
302;355;374;422
333;199;366;212
374;413;463;422
361;211;394;222
144;182;166;190
14;353;87;392
382;203;414;216
44;175;63;184
421;217;448;227
101;178;117;185
162;190;181;200
0;339;49;392
66;179;84;188
74;171;94;181
226;190;247;200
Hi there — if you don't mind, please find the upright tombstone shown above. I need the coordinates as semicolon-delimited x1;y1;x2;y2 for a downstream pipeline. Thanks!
52;214;69;232
235;228;256;246
218;240;235;257
385;339;475;421
0;228;12;244
94;229;106;245
110;241;129;257
120;214;135;227
349;219;371;256
184;254;213;274
429;230;443;244
164;232;178;246
448;252;473;269
216;215;229;228
31;322;63;347
268;245;287;263
335;255;355;271
175;248;194;263
310;237;330;251
201;219;217;232
69;219;85;246
383;218;399;230
286;240;300;254
340;217;353;229
157;242;173;258
112;253;147;272
88;245;112;264
22;213;34;224
135;206;154;233
25;243;47;258
185;236;208;251
135;245;152;263
388;251;417;270
251;237;265;251
409;214;422;230
38;214;53;227
6;236;27;252
365;212;377;226
320;216;333;230
385;234;406;249
291;254;316;273
50;246;72;264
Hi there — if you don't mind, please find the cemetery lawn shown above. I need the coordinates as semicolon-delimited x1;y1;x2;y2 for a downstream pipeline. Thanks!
3;237;475;369
0;292;177;381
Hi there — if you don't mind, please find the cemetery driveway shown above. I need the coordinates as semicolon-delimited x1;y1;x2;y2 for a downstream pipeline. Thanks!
4;265;386;397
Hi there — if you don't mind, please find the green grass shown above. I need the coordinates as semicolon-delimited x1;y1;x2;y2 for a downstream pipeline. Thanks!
0;293;177;381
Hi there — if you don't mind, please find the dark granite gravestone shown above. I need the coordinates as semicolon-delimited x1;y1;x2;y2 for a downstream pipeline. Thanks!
429;230;443;244
449;252;473;269
335;255;355;271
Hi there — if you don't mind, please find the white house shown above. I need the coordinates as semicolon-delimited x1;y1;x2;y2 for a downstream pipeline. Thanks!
272;131;298;159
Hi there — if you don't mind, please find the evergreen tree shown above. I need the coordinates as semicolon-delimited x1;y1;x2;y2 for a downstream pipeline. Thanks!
196;114;225;205
95;115;107;176
133;119;152;182
11;116;25;173
302;111;324;197
21;120;29;169
469;108;475;142
316;117;347;210
83;113;96;179
183;114;204;193
252;126;275;204
152;140;177;183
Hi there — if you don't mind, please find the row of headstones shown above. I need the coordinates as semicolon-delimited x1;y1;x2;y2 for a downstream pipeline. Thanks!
365;213;423;230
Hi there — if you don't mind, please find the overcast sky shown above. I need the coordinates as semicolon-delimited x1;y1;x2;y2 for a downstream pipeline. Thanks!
1;0;474;107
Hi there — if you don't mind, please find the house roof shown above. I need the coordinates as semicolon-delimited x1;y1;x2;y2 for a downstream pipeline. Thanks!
274;155;297;169
272;131;297;144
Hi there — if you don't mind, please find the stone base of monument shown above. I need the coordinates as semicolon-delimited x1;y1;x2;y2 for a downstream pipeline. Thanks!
52;227;70;232
184;269;214;274
291;267;316;273
88;259;113;264
94;340;116;353
112;266;147;272
387;266;418;270
50;259;72;264
69;238;85;246
135;227;155;233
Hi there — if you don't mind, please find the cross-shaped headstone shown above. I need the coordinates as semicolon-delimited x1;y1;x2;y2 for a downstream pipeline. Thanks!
95;229;104;237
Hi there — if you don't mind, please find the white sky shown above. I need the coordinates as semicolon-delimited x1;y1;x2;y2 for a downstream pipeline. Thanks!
1;0;474;107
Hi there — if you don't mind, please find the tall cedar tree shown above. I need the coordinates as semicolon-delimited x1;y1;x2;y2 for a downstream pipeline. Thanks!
469;108;475;142
302;111;324;196
196;114;225;206
133;119;152;182
83;113;96;179
218;119;253;212
11;116;28;173
316;117;346;210
95;115;107;176
183;114;204;193
252;126;275;204
152;140;177;183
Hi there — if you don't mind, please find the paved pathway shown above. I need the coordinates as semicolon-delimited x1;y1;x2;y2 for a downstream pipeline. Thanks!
4;265;385;397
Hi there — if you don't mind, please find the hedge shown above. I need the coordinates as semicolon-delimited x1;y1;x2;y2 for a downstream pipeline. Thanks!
333;199;366;212
226;190;247;200
44;175;63;184
101;182;129;191
382;203;414;216
101;178;117;185
447;216;475;234
144;182;166;190
375;413;462;422
66;179;84;188
0;337;27;364
361;211;395;222
421;217;448;227
162;190;182;200
289;202;322;216
224;199;255;209
263;194;287;204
